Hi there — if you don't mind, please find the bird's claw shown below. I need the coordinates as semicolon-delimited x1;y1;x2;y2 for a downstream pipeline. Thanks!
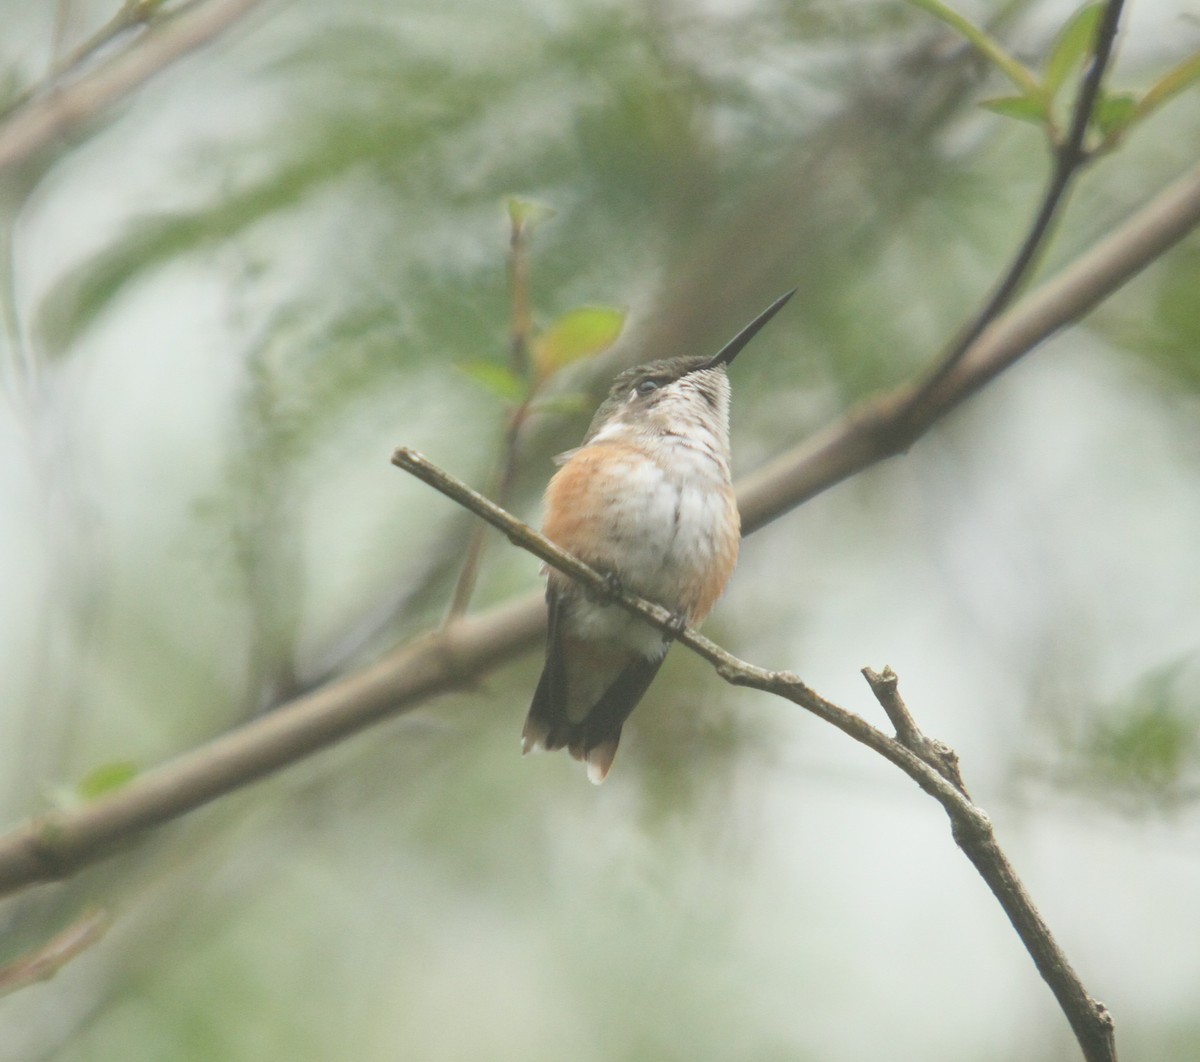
587;570;625;606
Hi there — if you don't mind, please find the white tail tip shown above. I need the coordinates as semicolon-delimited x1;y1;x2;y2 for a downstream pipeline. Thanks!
584;741;617;785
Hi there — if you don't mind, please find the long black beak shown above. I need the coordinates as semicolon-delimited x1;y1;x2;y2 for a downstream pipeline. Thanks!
703;288;796;369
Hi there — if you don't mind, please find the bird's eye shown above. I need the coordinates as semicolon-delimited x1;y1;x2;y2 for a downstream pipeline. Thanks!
635;378;659;396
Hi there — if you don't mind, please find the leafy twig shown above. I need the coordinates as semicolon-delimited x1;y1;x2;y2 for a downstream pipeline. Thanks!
445;202;541;620
446;199;623;620
907;0;1042;99
901;0;1126;424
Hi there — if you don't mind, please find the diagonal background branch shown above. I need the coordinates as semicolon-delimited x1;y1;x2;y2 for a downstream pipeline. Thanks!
0;0;265;173
736;156;1200;528
0;155;1196;901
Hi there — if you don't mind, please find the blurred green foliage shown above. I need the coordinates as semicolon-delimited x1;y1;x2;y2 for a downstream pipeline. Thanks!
1074;657;1199;811
2;1;1200;1060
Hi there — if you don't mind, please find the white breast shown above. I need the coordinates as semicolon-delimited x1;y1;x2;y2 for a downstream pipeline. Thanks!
564;435;731;654
614;439;729;595
551;368;737;655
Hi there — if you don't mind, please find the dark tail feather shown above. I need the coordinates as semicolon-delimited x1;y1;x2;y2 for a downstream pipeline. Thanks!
523;651;665;784
522;587;667;783
522;590;572;754
573;655;664;784
522;651;570;753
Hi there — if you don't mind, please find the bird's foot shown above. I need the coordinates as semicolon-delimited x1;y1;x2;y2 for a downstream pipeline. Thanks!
587;570;624;606
664;609;688;641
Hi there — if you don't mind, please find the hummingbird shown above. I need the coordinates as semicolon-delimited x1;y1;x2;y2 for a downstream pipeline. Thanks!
521;289;795;783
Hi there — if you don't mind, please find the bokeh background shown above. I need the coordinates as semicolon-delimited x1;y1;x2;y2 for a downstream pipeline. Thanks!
2;1;1199;1059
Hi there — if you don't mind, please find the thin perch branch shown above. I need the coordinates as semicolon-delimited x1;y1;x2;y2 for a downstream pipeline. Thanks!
391;447;1115;1062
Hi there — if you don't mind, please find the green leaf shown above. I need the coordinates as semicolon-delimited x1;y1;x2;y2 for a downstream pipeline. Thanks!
457;361;528;403
1135;50;1200;125
906;0;1040;96
1044;2;1103;102
76;761;139;801
533;305;626;379
979;94;1049;126
1093;91;1138;138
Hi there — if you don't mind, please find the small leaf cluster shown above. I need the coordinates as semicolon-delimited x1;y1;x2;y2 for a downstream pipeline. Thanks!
912;0;1200;153
460;198;626;415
